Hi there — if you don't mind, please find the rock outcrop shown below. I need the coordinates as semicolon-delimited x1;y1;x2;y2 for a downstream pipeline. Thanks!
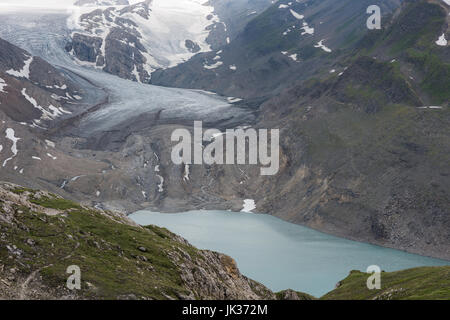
0;182;276;300
66;0;274;83
0;38;81;127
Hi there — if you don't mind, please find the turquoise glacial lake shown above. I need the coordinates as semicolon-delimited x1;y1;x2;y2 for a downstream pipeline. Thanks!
129;210;449;297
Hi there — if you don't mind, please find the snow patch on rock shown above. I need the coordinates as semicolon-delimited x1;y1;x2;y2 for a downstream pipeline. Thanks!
45;139;56;148
183;164;190;182
227;97;243;103
156;174;164;192
6;56;33;79
204;60;223;70
21;88;71;122
241;199;256;213
436;33;447;46
301;23;314;35
2;128;20;167
289;9;304;20
314;40;332;53
47;153;57;160
288;53;299;62
0;77;7;93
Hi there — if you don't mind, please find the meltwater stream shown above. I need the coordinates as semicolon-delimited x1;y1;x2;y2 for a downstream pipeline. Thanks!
130;210;450;297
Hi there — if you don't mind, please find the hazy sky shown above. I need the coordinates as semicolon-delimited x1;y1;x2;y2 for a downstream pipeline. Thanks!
0;0;76;9
0;1;149;10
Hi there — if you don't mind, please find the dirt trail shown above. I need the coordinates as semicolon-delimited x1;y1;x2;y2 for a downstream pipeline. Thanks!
18;242;80;300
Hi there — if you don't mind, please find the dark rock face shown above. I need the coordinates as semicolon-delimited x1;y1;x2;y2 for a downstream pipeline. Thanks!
119;1;152;20
67;33;103;64
0;76;42;123
330;56;422;111
0;38;30;73
151;0;449;260
0;38;80;126
205;20;229;50
206;0;274;40
66;3;152;83
250;0;450;258
151;0;404;99
103;28;150;82
185;40;201;53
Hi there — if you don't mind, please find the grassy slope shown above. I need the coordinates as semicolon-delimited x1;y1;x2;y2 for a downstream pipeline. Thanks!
364;0;450;104
322;267;450;300
0;191;196;299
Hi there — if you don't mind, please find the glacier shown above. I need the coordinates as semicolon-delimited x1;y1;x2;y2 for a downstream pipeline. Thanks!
0;9;254;138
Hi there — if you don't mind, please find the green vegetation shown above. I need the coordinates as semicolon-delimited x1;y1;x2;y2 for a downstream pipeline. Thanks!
322;267;450;300
0;193;204;299
11;187;34;195
357;0;450;104
243;7;303;55
405;48;450;104
30;195;82;210
296;98;450;171
343;84;387;108
382;1;445;54
1;189;449;300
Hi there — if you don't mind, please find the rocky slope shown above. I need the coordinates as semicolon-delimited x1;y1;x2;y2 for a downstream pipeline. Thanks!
151;0;404;98
0;38;81;127
238;0;450;259
149;0;450;260
1;182;447;300
0;36;113;212
0;182;278;300
66;0;273;83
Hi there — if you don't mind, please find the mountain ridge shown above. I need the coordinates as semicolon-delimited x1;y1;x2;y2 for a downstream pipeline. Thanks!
0;0;449;261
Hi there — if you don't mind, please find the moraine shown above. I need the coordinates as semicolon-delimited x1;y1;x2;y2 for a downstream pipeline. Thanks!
129;210;450;297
